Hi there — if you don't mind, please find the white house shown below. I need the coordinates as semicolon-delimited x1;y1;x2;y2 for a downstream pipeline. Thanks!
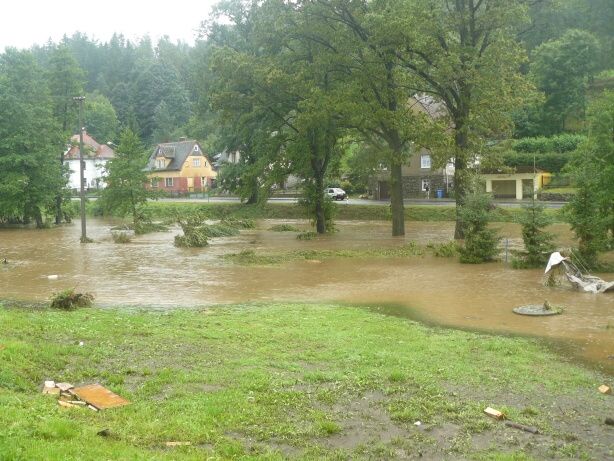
65;131;115;191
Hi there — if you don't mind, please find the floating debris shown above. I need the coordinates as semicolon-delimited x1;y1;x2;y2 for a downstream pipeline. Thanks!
513;300;563;316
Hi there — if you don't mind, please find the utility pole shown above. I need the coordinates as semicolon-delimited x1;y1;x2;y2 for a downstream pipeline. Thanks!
73;96;88;243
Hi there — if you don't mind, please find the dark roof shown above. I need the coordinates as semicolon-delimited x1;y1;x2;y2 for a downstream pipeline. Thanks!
145;140;203;172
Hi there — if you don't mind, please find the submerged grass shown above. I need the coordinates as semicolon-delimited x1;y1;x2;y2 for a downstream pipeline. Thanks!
269;224;301;232
0;303;610;460
222;242;426;265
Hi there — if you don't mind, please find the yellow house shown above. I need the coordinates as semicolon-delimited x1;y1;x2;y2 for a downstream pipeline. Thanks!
145;139;217;193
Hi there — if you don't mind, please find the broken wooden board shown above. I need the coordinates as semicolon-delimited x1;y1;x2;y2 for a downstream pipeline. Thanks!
484;407;505;420
58;400;78;408
56;382;74;392
43;386;60;396
598;385;611;395
71;384;130;410
165;442;192;447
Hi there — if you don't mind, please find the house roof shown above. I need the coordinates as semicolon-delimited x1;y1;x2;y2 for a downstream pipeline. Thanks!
65;131;115;160
145;140;203;172
409;94;448;119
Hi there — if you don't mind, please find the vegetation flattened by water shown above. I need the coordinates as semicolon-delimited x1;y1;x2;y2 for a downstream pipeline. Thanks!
0;303;611;460
174;213;243;248
111;231;132;244
269;223;301;232
296;231;318;240
426;241;459;257
222;242;426;265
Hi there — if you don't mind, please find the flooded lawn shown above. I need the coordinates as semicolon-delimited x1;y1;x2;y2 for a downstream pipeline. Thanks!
1;218;613;372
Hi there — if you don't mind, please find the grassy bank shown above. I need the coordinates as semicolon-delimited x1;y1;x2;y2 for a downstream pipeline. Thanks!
1;303;612;460
87;201;564;223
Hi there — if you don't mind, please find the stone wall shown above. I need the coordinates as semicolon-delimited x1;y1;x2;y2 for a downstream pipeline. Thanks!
402;174;448;198
369;174;450;199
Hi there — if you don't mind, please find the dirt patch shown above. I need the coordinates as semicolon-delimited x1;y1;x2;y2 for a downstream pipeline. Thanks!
320;391;410;450
442;382;614;460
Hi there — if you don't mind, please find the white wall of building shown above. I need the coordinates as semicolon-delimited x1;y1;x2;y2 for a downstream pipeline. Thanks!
67;159;109;190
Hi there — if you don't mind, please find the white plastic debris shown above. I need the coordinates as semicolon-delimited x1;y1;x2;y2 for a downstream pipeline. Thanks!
544;252;614;294
544;252;568;274
47;275;59;280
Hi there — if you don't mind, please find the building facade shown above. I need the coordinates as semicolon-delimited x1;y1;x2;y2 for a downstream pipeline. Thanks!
145;139;217;194
65;131;114;191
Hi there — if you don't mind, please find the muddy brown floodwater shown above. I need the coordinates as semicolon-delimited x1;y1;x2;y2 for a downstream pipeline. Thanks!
1;218;613;373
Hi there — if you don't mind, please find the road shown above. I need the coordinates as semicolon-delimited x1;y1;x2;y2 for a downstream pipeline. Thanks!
158;196;567;209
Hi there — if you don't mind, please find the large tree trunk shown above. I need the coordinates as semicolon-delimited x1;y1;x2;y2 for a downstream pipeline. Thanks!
55;151;64;224
314;174;326;234
390;161;405;236
453;115;469;240
26;203;44;229
246;176;259;204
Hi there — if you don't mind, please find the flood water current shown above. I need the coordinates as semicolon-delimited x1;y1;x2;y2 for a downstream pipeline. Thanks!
1;218;613;373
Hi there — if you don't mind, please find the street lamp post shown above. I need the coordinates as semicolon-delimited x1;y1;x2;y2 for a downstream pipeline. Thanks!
73;96;88;243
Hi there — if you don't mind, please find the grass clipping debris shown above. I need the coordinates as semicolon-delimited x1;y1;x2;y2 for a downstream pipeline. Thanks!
50;289;94;310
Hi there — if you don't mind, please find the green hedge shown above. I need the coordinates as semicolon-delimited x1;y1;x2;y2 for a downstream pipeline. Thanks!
502;152;570;173
512;133;586;153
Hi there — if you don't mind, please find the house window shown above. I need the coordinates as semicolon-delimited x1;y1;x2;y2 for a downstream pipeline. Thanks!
421;154;431;169
201;177;208;188
156;159;165;169
151;179;158;188
193;158;201;167
165;177;174;187
194;145;199;152
421;179;430;191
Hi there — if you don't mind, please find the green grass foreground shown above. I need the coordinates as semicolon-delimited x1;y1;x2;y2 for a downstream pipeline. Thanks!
1;303;612;460
89;201;563;223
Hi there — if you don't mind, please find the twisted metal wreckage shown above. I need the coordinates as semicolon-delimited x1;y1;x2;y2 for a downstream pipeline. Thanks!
544;252;614;294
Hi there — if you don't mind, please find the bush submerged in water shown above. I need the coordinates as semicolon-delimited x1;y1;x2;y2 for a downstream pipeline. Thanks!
174;212;242;247
111;231;132;244
269;224;300;232
50;288;94;310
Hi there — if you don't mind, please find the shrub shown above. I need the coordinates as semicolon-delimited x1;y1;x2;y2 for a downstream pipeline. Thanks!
175;212;210;247
297;231;318;240
427;241;458;257
221;218;256;229
50;289;94;310
111;231;132;244
269;224;300;232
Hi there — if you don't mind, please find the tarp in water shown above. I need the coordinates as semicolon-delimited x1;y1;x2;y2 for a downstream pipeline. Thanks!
544;252;614;294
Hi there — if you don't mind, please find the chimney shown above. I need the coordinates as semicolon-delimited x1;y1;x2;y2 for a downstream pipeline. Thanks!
179;136;187;142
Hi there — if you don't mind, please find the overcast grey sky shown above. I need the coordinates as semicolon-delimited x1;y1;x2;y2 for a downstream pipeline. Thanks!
0;0;219;51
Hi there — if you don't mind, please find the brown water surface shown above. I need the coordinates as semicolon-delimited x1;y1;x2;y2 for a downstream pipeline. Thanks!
1;218;612;372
